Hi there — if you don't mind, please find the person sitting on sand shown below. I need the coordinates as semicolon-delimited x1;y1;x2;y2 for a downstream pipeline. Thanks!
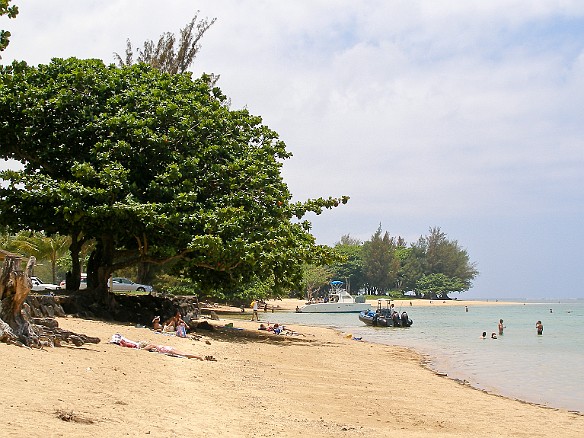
152;316;163;332
176;321;187;338
258;323;268;330
266;323;279;333
163;310;186;332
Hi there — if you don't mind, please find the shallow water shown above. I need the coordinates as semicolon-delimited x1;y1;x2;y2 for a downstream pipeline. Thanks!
270;301;584;412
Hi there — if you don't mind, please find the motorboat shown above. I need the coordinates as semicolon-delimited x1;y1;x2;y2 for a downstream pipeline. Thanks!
359;300;413;327
298;281;370;313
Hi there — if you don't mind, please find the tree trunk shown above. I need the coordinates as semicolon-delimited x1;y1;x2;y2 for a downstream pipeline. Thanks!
87;235;114;296
65;230;83;291
137;261;158;286
0;255;37;345
0;255;100;348
86;235;120;313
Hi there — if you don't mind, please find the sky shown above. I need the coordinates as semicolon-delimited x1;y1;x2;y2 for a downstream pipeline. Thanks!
1;1;584;299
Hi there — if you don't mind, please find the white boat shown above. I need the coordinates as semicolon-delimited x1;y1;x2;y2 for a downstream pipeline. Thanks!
298;281;370;313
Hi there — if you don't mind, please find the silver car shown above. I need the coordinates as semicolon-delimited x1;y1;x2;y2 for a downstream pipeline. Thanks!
110;277;153;292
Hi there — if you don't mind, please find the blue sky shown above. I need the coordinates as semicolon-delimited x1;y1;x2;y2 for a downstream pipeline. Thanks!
2;1;584;299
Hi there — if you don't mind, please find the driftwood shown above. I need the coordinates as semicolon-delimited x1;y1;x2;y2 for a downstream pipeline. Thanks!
0;255;100;348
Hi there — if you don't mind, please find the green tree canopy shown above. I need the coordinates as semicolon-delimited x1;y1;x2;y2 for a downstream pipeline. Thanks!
415;273;468;299
362;225;398;293
301;263;333;300
0;58;347;297
330;234;364;293
406;227;478;298
327;226;478;298
0;0;18;54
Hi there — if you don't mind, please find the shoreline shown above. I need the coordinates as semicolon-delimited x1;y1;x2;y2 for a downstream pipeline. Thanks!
2;302;583;436
211;298;526;313
254;299;582;413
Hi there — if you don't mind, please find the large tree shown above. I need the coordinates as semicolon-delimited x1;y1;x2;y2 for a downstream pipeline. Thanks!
407;227;478;298
0;58;347;300
362;225;397;294
301;264;333;300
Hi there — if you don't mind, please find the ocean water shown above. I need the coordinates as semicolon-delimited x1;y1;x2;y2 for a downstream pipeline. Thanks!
270;301;584;413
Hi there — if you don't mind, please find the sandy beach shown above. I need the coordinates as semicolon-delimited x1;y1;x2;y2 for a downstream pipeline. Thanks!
3;298;583;437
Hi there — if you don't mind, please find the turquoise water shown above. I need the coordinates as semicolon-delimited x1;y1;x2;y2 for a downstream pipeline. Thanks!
270;301;584;412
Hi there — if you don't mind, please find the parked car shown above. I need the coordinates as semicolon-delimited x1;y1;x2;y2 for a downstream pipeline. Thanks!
31;276;61;292
110;277;153;293
59;274;87;290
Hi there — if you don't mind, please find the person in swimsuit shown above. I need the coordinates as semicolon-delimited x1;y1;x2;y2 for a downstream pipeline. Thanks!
163;310;186;332
152;316;163;331
139;343;207;360
110;334;215;360
536;321;543;335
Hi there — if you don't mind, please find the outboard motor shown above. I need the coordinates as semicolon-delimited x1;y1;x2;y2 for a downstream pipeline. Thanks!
401;311;409;326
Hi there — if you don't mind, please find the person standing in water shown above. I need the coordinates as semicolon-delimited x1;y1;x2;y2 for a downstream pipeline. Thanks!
536;320;543;335
498;319;505;335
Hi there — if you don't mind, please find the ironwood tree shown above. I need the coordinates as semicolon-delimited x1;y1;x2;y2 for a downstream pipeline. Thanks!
114;13;216;74
362;225;398;293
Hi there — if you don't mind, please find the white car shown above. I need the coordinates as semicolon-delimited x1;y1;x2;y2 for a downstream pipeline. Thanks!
31;276;61;292
59;274;88;290
110;277;153;293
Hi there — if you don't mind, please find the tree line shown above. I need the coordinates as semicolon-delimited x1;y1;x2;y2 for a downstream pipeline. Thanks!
0;222;478;302
304;226;478;300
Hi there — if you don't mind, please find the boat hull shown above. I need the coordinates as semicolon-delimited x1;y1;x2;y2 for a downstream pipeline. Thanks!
359;311;413;327
299;303;371;313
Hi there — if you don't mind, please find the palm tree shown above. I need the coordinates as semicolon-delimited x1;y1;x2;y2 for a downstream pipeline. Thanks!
12;232;70;284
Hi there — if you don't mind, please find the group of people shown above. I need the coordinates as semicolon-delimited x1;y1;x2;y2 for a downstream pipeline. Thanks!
481;318;544;338
151;310;189;337
258;323;284;334
258;323;304;336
